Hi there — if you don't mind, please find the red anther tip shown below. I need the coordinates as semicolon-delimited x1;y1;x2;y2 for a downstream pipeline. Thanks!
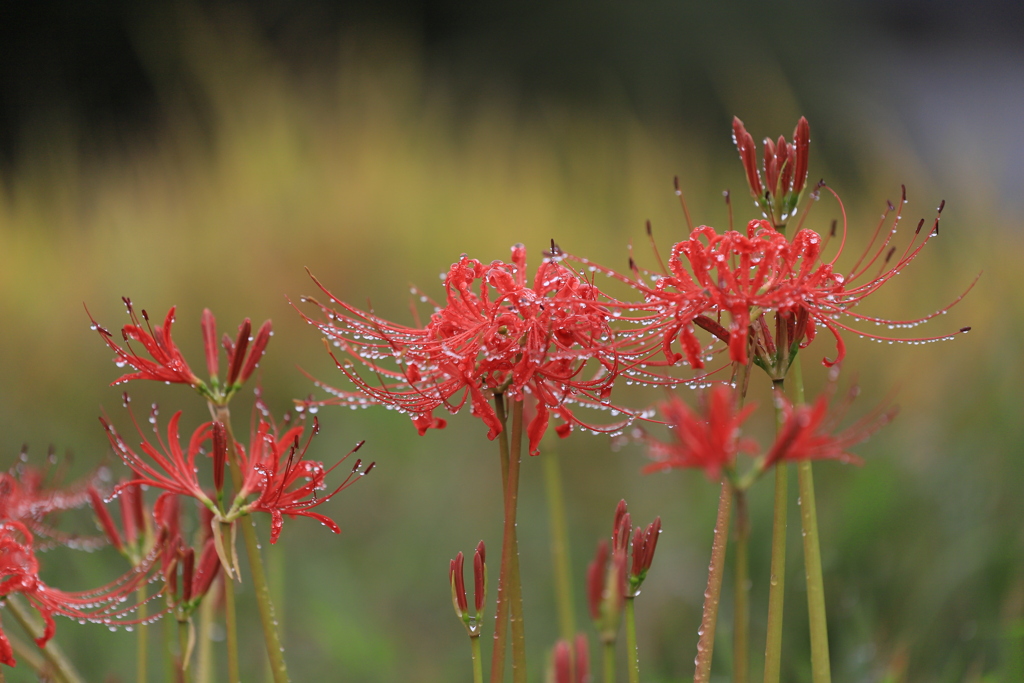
960;326;971;333
645;219;652;236
938;199;946;213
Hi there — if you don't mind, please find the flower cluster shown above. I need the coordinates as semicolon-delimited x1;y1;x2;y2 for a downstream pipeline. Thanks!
563;119;974;388
0;521;165;666
89;298;271;404
302;244;643;455
644;380;898;486
0;460;102;551
733;116;810;228
85;302;373;551
100;393;371;546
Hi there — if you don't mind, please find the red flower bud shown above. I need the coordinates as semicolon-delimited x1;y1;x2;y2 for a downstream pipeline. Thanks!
201;308;219;379
225;319;252;387
449;551;468;617
88;486;123;554
238;320;272;385
574;634;590;683
180;547;195;603
732;117;763;198
191;537;221;600
586;540;608;622
611;499;629;551
473;541;486;613
792;117;810;194
211;421;227;494
553;640;572;683
117;481;139;547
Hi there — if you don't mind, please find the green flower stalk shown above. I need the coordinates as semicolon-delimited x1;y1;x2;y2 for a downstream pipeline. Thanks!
542;441;577;644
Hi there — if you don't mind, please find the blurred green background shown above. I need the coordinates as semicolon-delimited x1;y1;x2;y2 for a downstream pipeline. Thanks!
0;2;1020;681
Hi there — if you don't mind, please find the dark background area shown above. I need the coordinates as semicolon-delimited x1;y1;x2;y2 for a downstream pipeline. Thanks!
4;0;1024;169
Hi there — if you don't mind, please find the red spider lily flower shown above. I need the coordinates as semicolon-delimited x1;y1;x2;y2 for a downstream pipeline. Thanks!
100;400;216;511
733;116;811;228
0;459;106;552
301;244;641;455
632;200;975;371
89;298;202;387
572;120;974;379
0;521;168;666
88;299;271;404
763;381;898;469
644;384;758;481
233;416;373;544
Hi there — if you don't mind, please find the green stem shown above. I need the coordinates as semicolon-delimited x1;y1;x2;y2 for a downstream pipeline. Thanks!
625;598;640;683
763;380;789;683
5;630;48;678
693;479;732;683
266;540;286;683
507;400;527;683
196;577;217;683
490;393;512;683
791;364;831;683
165;609;177;683
4;595;84;683
798;462;830;683
471;636;484;683
221;523;240;683
602;639;616;683
136;585;148;683
239;515;289;683
542;439;576;643
216;406;290;683
733;490;750;683
177;619;192;683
